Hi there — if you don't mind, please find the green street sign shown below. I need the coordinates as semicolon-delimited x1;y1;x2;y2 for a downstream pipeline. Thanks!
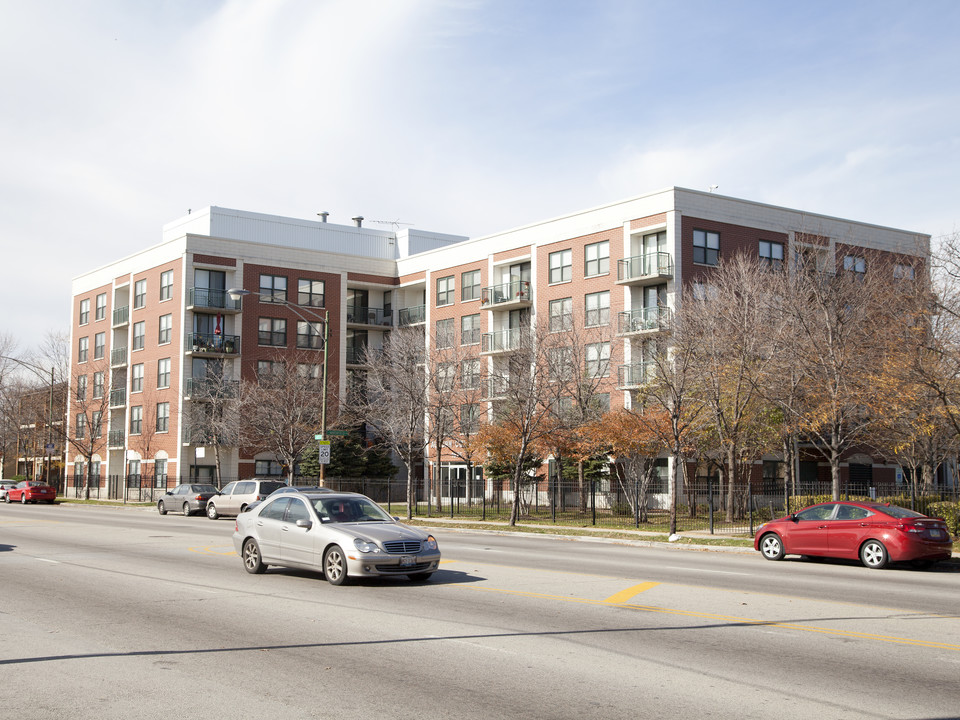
326;430;350;436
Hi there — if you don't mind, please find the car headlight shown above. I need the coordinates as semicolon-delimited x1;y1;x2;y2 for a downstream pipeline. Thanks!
424;535;438;551
353;538;381;553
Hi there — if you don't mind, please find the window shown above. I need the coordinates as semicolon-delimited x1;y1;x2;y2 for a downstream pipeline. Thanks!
297;321;323;349
156;403;170;433
844;255;866;275
586;342;610;378
76;374;87;401
585;240;609;276
93;371;104;399
131;363;144;393
79;299;90;325
95;293;107;321
78;336;89;363
549;346;574;381
297;363;321;379
461;314;481;345
437;362;456;392
155;458;168;488
549;298;573;332
134;279;147;309
75;414;86;440
461;358;481;390
94;332;105;360
298;278;325;307
549;250;572;283
436;318;454;349
258;318;287;346
436;276;454;306
260;274;287;303
692;281;716;303
91;412;102;439
257;360;282;379
255;459;283;476
592;393;610;415
585;291;610;327
130;406;143;435
133;321;145;350
759;240;784;271
157;358;170;389
160;270;174;301
461;270;481;301
460;404;480;434
693;229;720;266
894;263;916;280
158;314;172;344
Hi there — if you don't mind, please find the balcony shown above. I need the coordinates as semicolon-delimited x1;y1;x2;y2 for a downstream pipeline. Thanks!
112;305;129;327
398;305;426;326
109;388;126;407
184;378;239;399
617;252;674;285
108;429;125;448
187;288;242;312
480;280;532;310
617;307;673;336
346;305;392;328
481;329;523;354
618;362;655;388
187;333;240;355
111;347;128;367
482;376;511;399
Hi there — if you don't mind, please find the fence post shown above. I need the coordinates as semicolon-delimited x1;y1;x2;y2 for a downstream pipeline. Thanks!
708;475;714;535
591;480;596;526
748;480;754;536
634;477;640;529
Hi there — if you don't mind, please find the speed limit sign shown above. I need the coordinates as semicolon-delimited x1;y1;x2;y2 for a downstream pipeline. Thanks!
317;440;331;464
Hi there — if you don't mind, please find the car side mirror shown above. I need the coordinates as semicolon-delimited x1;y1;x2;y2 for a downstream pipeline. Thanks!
295;519;312;530
790;514;799;522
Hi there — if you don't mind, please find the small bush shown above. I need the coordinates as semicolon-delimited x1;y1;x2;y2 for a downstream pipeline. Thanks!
928;502;960;536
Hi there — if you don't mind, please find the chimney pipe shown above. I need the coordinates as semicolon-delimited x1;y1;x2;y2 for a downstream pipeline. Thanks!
352;216;364;228
317;211;329;223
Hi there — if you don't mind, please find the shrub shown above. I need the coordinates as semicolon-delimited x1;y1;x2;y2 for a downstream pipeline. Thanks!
928;502;960;536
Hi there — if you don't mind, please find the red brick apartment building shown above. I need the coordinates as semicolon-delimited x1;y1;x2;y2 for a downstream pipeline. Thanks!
66;188;928;499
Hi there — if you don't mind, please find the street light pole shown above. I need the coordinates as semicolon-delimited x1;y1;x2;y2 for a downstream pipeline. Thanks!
226;288;330;482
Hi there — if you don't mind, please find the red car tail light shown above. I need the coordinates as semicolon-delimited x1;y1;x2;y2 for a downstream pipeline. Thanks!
897;523;922;534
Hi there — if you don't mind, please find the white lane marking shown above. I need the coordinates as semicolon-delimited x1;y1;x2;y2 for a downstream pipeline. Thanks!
662;566;748;575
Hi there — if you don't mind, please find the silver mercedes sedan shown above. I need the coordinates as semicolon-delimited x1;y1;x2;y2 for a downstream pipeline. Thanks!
233;491;440;585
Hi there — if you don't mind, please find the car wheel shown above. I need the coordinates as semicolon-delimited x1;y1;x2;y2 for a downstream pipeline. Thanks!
206;503;219;520
324;545;350;586
183;502;192;516
4;494;10;503
21;493;28;504
242;538;266;574
759;533;785;561
860;539;889;569
408;572;434;582
158;501;167;515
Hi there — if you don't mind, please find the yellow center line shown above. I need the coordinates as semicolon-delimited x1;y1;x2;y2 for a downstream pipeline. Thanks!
604;582;661;604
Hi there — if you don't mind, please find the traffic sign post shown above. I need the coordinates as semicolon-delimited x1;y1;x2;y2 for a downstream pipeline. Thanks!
317;440;331;465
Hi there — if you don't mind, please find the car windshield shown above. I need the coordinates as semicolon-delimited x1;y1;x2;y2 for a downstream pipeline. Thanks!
874;504;926;519
314;497;393;523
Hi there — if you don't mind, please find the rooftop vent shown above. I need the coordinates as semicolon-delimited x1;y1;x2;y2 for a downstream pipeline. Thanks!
352;216;364;227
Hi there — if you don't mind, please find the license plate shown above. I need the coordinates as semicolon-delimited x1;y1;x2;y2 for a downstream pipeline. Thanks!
399;555;416;567
928;529;942;538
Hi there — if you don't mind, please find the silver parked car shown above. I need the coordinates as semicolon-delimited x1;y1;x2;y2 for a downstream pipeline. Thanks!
206;479;285;519
157;484;219;516
233;491;441;585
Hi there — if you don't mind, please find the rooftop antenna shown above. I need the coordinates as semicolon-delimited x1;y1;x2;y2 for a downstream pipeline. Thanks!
371;218;414;229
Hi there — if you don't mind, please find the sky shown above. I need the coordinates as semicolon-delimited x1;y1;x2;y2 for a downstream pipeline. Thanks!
2;0;959;349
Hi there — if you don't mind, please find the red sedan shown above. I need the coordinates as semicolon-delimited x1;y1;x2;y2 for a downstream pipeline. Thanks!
5;481;57;505
755;501;954;569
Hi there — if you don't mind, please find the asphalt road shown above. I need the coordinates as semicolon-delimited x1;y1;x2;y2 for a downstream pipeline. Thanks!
1;503;958;720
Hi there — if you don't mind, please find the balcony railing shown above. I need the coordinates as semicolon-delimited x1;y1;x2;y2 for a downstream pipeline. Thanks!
617;307;673;335
618;362;655;387
112;305;129;326
187;333;240;354
481;329;523;354
185;378;239;398
111;347;128;367
109;388;126;407
398;305;426;326
482;376;511;399
480;280;532;308
617;252;674;283
345;346;367;365
188;288;242;311
108;429;125;448
347;306;392;327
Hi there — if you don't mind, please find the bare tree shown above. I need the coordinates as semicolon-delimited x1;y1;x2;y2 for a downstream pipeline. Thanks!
352;326;430;519
185;361;241;487
238;354;326;483
64;359;111;499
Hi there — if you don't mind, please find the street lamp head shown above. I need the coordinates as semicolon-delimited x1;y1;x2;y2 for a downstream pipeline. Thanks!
227;288;251;301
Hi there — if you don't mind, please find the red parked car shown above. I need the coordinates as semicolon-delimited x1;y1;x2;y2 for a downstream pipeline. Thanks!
755;501;954;569
5;481;57;505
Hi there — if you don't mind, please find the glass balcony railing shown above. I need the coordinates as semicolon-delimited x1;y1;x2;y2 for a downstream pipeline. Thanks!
188;333;240;354
617;252;674;283
111;347;128;367
188;288;242;311
346;306;392;327
617;307;672;334
108;429;125;448
481;329;524;354
398;305;426;326
480;280;532;308
109;388;126;407
112;305;129;326
618;362;655;387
